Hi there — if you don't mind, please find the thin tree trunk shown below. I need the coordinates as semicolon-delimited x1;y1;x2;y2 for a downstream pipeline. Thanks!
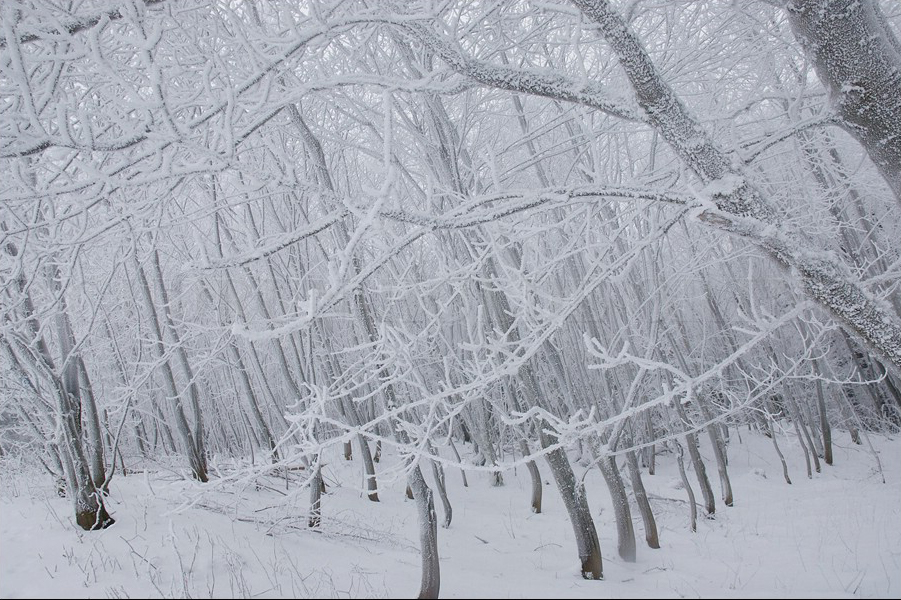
309;462;322;528
675;403;715;516
358;435;380;502
429;448;452;528
767;417;793;485
520;439;542;513
596;449;636;562
700;403;733;506
645;413;656;475
448;437;468;488
227;340;278;460
673;439;697;532
814;365;834;465
786;391;820;474
133;253;207;482
409;464;440;599
149;250;207;473
625;448;659;549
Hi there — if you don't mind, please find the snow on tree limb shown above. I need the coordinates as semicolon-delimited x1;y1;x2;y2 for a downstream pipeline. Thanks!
786;0;901;204
570;0;901;375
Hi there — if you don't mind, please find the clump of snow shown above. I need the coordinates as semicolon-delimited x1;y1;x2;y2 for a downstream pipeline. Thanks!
751;467;767;479
700;174;745;201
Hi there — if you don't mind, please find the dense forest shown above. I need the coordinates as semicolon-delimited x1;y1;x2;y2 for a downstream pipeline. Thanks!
1;1;899;597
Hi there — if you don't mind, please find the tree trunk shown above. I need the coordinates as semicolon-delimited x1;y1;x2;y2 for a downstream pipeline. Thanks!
674;403;715;516
409;464;440;599
358;435;380;502
595;450;636;562
767;418;792;485
543;436;604;579
786;0;901;204
76;357;107;493
700;404;733;506
563;0;901;375
309;462;322;529
814;367;834;466
520;439;542;513
673;440;697;532
430;453;452;528
133;252;208;482
625;449;659;549
448;437;468;488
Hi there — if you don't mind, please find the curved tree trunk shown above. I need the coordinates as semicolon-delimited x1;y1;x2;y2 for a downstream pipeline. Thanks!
520;439;542;513
700;404;733;507
7;243;116;531
596;450;636;562
674;403;715;516
625;449;659;549
430;455;452;529
544;436;604;579
673;440;697;532
518;368;602;579
448;437;468;488
409;465;440;599
767;417;792;485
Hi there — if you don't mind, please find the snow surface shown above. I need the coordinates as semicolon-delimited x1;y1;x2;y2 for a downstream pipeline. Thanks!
1;430;898;599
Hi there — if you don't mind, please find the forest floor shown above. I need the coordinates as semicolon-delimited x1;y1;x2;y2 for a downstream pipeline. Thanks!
0;428;898;599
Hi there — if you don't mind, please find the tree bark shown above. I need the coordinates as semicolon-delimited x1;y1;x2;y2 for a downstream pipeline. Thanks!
520;440;543;513
133;252;207;482
673;440;697;532
410;464;440;599
516;0;901;375
597;451;637;562
625;448;660;548
786;0;901;203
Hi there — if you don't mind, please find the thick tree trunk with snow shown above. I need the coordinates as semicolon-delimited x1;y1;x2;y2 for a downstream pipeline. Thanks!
786;0;901;204
573;0;901;376
4;241;114;530
543;432;604;579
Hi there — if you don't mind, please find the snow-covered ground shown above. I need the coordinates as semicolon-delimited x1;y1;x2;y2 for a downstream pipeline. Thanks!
1;429;898;599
